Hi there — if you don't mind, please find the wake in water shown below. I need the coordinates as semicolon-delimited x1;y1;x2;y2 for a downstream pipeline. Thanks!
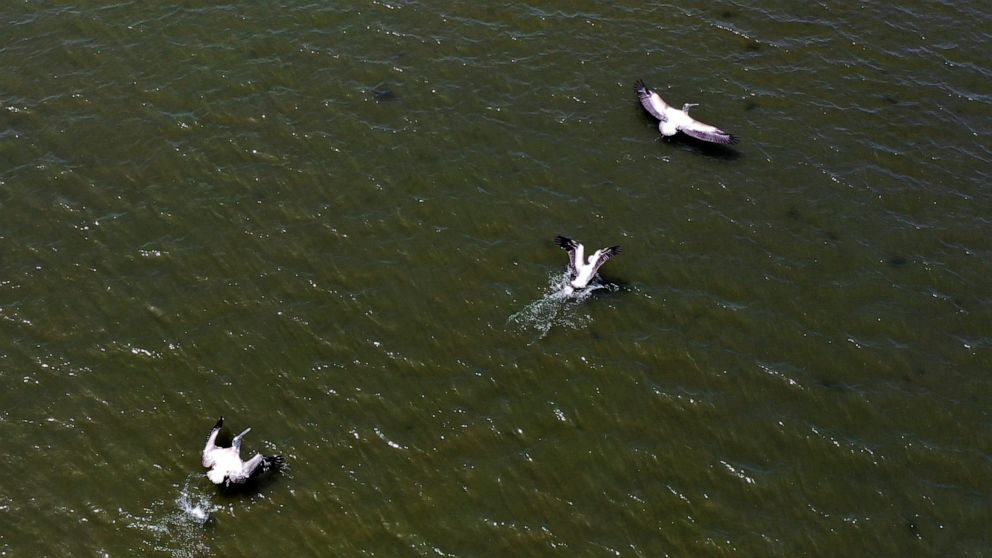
508;270;617;340
122;475;221;558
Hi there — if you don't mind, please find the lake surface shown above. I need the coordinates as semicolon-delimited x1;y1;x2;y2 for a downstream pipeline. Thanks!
1;1;990;556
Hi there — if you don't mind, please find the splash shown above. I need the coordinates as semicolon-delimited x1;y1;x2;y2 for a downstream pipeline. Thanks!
122;475;220;557
508;271;614;340
176;483;213;525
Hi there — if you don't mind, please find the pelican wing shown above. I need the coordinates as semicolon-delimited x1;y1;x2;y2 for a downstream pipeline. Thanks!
239;454;284;482
590;245;623;276
680;119;738;145
554;235;581;274
202;448;217;468
232;427;251;452
202;417;224;467
634;79;667;121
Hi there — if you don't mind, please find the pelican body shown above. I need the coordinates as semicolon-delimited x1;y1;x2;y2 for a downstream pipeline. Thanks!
202;417;283;486
554;235;622;289
634;79;738;145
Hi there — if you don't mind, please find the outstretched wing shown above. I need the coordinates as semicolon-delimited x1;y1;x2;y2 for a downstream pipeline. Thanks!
680;119;738;145
590;245;623;276
240;454;285;482
634;79;667;121
554;235;581;274
202;417;224;467
232;427;251;453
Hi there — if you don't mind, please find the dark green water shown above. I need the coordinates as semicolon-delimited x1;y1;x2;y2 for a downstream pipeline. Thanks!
1;1;990;556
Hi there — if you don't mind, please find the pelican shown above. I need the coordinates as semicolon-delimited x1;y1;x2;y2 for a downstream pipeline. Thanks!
202;417;283;486
634;79;738;145
554;235;622;290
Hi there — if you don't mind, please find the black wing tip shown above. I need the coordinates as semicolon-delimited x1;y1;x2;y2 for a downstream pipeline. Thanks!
705;133;738;145
259;455;285;475
683;129;740;145
705;134;738;145
213;416;224;430
242;455;285;483
602;245;623;258
554;235;576;249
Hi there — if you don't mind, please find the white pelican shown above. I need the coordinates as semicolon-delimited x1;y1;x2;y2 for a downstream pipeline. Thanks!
202;417;283;486
554;235;622;290
634;79;738;145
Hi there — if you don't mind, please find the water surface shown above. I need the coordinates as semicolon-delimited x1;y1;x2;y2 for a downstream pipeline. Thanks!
1;1;990;556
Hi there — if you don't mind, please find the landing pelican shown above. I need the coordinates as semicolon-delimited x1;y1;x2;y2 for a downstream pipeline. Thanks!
554;235;622;290
634;79;738;145
202;417;283;486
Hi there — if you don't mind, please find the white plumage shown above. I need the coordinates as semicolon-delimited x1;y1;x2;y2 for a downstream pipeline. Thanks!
634;79;738;145
202;417;283;486
554;235;623;290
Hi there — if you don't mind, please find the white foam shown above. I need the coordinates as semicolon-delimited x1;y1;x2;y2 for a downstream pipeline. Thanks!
122;475;221;557
176;486;212;525
508;271;614;340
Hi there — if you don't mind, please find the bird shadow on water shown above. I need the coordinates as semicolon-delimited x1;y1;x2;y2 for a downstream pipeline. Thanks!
508;271;620;342
122;475;220;558
664;134;741;160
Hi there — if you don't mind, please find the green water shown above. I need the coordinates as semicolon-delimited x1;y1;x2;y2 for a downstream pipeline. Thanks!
1;1;990;556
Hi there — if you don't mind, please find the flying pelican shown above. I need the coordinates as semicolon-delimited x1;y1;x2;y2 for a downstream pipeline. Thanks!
202;417;284;486
634;79;738;145
554;235;622;290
